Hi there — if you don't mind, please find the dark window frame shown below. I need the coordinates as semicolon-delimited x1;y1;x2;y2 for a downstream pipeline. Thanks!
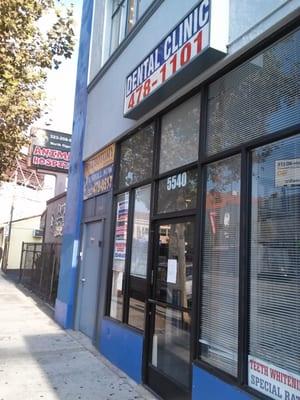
104;19;300;400
194;24;300;400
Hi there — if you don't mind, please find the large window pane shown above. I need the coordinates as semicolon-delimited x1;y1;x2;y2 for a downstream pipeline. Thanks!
128;184;151;330
207;29;300;155
200;155;241;376
151;306;191;388
249;135;300;398
157;169;198;214
127;0;137;32
130;185;151;277
155;222;194;309
110;0;127;54
110;192;129;321
119;125;154;188
159;95;200;174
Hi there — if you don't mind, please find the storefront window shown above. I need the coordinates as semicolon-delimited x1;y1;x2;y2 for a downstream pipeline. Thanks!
207;29;300;155
157;169;198;214
109;192;129;321
129;185;151;278
119;124;154;188
248;135;300;399
128;184;151;330
199;155;241;377
159;95;200;174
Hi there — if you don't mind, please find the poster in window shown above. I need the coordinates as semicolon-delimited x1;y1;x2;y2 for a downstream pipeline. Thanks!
113;195;129;263
275;159;300;187
248;356;300;400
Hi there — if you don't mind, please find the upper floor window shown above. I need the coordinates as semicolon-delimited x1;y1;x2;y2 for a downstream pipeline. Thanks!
109;0;154;55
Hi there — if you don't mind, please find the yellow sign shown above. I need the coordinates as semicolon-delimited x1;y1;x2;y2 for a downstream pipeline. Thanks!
84;144;115;177
84;144;115;200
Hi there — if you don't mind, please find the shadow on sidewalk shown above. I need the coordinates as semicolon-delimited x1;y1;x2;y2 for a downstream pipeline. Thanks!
0;270;55;320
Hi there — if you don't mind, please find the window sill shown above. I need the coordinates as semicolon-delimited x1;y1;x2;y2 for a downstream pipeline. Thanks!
88;0;165;93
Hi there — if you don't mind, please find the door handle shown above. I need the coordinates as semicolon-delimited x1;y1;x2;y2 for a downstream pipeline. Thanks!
81;278;86;283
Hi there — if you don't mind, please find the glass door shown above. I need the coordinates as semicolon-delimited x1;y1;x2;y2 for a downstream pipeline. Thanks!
146;219;194;400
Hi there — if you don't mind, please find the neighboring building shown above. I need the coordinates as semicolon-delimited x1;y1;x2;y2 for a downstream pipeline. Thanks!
56;1;300;400
2;215;42;270
42;192;67;243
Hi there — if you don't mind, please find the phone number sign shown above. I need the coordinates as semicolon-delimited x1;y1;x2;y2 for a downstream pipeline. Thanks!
84;144;115;200
124;0;210;116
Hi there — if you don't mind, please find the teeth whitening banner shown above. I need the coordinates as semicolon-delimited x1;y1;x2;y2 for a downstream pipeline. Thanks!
124;0;210;116
248;356;300;400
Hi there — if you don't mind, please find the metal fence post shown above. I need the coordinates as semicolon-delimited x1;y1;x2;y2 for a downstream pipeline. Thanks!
19;242;25;282
49;244;56;305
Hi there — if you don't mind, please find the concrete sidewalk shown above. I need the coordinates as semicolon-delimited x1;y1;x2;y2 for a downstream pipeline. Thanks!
0;273;156;400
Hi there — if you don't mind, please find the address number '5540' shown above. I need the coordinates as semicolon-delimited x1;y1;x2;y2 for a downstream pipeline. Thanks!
166;172;187;191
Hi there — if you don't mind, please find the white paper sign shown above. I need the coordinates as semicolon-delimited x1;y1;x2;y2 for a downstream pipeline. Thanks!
167;259;177;284
248;356;300;400
71;240;79;268
275;159;300;187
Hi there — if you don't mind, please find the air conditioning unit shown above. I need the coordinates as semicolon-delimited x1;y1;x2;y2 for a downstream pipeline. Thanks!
32;229;44;238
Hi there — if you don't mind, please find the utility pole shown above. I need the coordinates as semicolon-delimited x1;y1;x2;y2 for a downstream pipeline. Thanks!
4;173;17;271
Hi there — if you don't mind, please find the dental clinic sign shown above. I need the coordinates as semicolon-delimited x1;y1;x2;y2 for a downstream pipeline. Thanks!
249;356;300;400
124;0;229;118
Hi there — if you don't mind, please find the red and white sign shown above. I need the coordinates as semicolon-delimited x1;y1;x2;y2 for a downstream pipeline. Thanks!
248;356;300;400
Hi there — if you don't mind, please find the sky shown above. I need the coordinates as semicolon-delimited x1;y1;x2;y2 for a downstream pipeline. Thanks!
37;0;83;134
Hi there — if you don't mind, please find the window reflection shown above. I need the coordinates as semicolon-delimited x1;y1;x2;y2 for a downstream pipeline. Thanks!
160;95;200;174
119;125;154;188
157;169;198;214
151;306;191;388
156;222;194;310
128;185;151;330
200;155;241;376
249;135;300;376
130;185;151;278
208;29;300;155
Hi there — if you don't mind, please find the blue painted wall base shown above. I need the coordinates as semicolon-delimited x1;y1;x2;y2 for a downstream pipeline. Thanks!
54;298;74;329
192;365;252;400
99;319;143;383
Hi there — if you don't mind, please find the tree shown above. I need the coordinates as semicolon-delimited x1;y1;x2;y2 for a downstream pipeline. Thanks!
0;0;75;180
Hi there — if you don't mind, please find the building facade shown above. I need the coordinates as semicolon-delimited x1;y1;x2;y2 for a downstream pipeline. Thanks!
1;215;42;270
56;1;300;399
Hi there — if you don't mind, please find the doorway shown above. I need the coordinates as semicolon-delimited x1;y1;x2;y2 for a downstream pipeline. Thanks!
77;220;104;338
146;218;194;400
